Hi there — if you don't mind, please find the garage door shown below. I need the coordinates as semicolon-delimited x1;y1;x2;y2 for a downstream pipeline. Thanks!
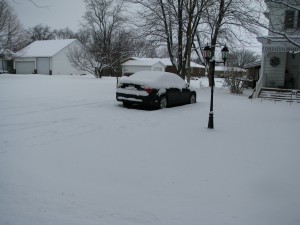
15;61;35;74
37;57;50;75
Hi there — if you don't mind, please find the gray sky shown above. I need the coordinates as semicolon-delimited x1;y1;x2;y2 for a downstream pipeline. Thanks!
7;0;85;31
7;0;262;54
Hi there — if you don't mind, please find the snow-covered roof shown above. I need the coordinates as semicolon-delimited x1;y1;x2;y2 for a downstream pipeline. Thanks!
257;36;300;44
130;57;205;68
215;66;246;72
257;36;300;53
244;61;261;69
122;59;166;67
16;39;77;57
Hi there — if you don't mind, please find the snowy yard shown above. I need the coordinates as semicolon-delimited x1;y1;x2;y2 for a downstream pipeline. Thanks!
0;74;299;225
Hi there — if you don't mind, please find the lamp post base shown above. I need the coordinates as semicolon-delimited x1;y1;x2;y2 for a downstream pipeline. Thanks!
208;111;214;129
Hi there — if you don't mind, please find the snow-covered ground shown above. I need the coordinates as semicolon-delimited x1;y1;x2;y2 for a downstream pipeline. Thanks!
0;74;299;225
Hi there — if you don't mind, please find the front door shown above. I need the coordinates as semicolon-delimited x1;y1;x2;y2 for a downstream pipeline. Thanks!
286;53;299;89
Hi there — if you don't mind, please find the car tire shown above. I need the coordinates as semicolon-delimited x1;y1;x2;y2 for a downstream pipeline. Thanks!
189;93;196;104
123;102;132;108
159;96;167;109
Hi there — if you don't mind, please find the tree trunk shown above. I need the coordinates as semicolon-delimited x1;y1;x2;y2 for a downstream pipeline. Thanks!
208;0;225;87
177;0;184;79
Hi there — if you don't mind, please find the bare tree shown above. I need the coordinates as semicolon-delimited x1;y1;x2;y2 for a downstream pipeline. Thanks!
0;0;25;53
127;0;211;80
26;24;54;41
226;49;260;68
52;27;76;39
75;28;91;46
67;45;109;78
69;28;156;77
194;0;263;86
68;0;127;77
114;30;159;58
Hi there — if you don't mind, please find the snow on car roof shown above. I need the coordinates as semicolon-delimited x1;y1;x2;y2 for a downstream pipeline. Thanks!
119;71;186;89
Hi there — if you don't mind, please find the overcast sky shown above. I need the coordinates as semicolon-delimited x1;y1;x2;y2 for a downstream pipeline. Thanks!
7;0;85;31
7;0;263;54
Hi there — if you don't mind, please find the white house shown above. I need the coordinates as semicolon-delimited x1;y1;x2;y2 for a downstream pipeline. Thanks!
14;39;83;75
254;0;300;97
122;59;166;76
122;57;205;76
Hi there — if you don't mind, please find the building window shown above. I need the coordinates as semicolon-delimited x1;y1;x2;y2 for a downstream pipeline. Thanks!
284;10;295;29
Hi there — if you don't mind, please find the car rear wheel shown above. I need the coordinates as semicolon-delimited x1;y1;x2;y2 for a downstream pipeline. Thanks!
123;102;133;108
189;94;196;104
159;96;167;109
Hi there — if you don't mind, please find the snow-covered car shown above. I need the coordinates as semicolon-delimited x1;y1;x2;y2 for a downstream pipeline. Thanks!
116;71;197;109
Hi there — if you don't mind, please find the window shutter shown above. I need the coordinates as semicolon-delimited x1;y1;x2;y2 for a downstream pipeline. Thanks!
298;10;300;28
284;10;295;29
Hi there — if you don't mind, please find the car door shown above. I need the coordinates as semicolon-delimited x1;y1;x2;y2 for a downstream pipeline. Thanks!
166;87;181;106
180;83;191;104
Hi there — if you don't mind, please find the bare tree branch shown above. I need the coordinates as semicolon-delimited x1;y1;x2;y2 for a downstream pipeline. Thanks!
11;0;51;8
127;0;211;80
1;0;26;53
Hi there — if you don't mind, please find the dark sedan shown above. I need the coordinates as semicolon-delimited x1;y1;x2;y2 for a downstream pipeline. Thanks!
116;71;197;109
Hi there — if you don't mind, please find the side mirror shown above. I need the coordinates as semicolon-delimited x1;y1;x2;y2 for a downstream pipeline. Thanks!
185;83;190;88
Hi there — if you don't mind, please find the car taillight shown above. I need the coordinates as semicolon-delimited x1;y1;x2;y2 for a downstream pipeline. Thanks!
144;87;153;94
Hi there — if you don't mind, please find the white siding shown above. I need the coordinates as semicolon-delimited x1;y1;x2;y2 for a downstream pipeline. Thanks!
267;1;300;36
257;1;300;91
51;41;84;75
152;62;165;71
123;65;152;75
122;61;165;75
265;52;286;87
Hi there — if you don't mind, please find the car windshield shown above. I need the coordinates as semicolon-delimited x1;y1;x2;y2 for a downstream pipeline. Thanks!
120;71;186;89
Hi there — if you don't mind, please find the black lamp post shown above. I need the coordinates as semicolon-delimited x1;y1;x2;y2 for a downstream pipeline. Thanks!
203;45;212;62
204;44;229;129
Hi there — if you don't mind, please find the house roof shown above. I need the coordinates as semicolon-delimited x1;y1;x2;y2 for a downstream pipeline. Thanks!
129;57;205;68
257;36;300;53
122;59;166;67
257;36;300;45
244;61;261;69
16;39;77;58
